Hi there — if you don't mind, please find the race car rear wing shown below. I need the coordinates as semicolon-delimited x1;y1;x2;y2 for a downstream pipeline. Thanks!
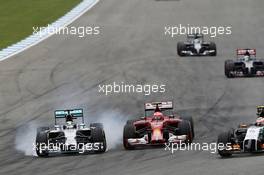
187;33;204;39
54;109;84;124
237;49;256;57
144;101;173;111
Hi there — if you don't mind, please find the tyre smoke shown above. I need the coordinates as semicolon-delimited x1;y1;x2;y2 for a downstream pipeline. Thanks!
15;122;38;156
14;110;128;156
95;110;128;150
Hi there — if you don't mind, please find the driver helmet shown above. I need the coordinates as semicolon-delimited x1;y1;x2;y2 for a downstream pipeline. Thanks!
257;106;264;117
244;51;250;61
194;38;200;43
153;104;163;119
154;111;162;116
244;55;250;61
66;114;73;122
256;117;264;126
153;111;164;121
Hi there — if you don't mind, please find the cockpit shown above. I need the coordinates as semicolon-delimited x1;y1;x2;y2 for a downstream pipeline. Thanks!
187;33;204;43
152;112;164;121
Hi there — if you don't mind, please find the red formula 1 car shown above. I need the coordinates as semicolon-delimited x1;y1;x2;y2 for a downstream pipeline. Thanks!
123;101;194;150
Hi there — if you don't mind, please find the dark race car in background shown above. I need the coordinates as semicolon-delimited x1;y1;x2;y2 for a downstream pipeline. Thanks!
36;109;107;157
123;101;194;150
177;33;217;56
225;49;264;78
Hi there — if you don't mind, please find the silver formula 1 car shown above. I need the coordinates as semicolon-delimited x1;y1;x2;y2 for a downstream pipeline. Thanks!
177;33;217;56
35;109;106;157
225;49;264;78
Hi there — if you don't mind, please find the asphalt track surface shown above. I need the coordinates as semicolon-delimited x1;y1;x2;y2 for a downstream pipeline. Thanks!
0;0;264;175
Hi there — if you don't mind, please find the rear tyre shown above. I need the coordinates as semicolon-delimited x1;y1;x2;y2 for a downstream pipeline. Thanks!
178;120;193;143
225;60;234;78
217;131;233;157
177;42;186;56
91;127;107;153
36;131;49;157
123;123;138;150
209;42;217;56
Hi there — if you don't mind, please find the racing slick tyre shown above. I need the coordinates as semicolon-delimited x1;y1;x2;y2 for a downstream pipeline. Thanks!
252;59;264;75
163;130;170;141
177;42;186;57
209;42;217;56
250;68;257;75
217;131;233;157
181;116;194;138
178;120;193;143
250;67;257;76
90;123;104;129
36;131;49;157
123;123;138;150
91;127;107;153
225;60;235;78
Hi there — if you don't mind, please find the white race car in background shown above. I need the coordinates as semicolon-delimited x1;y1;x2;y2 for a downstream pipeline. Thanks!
217;106;264;157
177;33;217;56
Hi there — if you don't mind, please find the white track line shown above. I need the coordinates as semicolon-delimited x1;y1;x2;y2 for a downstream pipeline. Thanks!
0;0;99;61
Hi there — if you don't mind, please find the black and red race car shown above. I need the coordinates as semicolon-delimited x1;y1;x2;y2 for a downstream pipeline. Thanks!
225;49;264;78
123;101;194;150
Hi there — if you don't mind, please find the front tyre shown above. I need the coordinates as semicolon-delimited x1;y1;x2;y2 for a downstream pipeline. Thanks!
177;42;186;57
91;127;107;153
123;123;138;150
225;60;234;78
217;131;233;157
36;131;49;157
178;120;193;143
209;42;217;56
180;116;194;138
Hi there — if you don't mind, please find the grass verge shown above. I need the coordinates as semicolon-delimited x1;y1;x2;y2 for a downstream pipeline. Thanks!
0;0;82;49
